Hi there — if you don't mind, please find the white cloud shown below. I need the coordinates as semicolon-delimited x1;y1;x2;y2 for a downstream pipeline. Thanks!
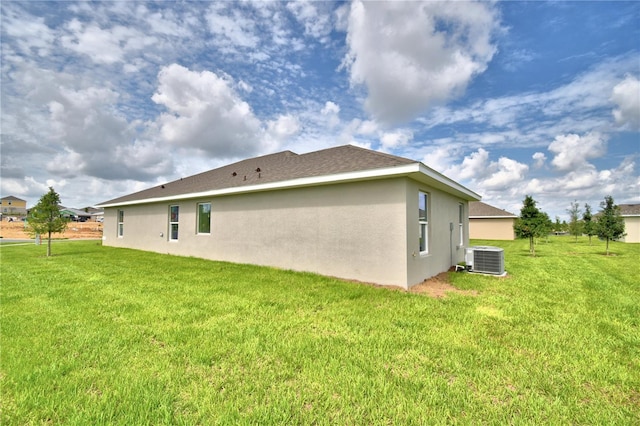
482;157;529;190
343;0;499;124
548;132;607;171
532;152;546;168
2;6;55;57
287;1;333;42
61;19;157;64
380;129;413;151
152;64;262;158
419;55;639;151
265;114;301;150
321;101;341;129
452;148;492;181
443;148;528;194
206;3;259;50
421;145;461;173
611;75;640;130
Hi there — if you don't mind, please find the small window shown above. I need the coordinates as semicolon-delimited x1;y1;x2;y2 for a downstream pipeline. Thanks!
459;203;464;246
197;203;211;234
169;205;179;241
117;210;124;237
419;192;429;254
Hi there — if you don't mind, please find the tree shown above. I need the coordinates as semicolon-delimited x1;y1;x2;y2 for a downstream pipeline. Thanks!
514;195;551;256
553;216;563;234
582;203;596;245
596;195;626;255
27;187;69;256
567;200;582;242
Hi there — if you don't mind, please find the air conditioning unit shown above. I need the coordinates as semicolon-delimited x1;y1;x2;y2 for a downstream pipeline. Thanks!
465;246;505;275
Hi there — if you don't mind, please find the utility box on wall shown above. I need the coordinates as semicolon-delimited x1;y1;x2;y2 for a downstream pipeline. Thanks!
465;246;505;275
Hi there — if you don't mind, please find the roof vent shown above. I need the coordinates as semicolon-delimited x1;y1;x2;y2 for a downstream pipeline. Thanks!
256;167;261;172
161;185;165;189
232;172;237;176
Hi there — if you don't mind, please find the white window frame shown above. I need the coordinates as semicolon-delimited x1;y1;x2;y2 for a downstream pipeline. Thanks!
169;205;179;241
419;191;429;255
117;210;124;238
459;203;464;247
197;202;211;235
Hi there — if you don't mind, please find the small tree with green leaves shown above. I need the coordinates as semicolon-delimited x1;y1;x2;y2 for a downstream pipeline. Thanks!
596;195;626;255
27;187;69;256
567;200;582;242
514;195;550;256
582;203;596;245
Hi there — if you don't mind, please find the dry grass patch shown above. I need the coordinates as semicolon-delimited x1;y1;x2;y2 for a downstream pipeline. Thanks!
409;271;479;298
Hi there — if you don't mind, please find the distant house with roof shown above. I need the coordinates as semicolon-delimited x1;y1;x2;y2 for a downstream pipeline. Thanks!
1;196;27;217
619;204;640;243
97;145;481;289
469;201;517;240
59;206;93;222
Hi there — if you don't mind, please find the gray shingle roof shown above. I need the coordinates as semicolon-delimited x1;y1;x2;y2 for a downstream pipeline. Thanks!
619;204;640;216
99;145;417;206
469;201;517;218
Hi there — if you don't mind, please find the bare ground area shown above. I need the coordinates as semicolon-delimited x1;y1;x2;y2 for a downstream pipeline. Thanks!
0;220;103;240
409;271;478;298
361;271;478;299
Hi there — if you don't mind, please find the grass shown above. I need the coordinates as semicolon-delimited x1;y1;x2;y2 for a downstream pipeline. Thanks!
1;237;639;424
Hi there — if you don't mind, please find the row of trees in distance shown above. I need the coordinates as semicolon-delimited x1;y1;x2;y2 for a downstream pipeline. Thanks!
514;195;626;256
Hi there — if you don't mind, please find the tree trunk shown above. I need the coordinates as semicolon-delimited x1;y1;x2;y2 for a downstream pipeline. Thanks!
605;237;610;256
530;236;535;256
47;230;52;257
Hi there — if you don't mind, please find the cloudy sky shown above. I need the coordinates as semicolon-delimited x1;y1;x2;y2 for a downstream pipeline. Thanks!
1;1;638;219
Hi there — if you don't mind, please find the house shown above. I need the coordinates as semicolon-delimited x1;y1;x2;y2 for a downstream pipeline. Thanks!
1;195;27;217
469;201;517;240
619;204;640;243
59;206;92;222
96;145;481;289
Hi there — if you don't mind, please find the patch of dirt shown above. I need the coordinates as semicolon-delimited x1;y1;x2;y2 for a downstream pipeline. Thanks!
0;220;103;240
409;272;478;298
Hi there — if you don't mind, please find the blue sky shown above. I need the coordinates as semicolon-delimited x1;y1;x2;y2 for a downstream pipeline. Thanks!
1;1;638;220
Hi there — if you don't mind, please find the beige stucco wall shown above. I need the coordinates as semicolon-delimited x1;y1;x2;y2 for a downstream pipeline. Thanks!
404;180;469;287
622;216;640;243
104;179;410;287
103;177;471;289
469;218;516;240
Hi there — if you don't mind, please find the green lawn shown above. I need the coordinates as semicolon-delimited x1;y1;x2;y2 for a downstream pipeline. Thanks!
1;238;638;424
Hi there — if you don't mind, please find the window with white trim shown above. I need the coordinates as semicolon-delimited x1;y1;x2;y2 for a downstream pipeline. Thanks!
459;203;464;246
169;205;179;241
117;210;124;237
197;203;211;234
419;192;429;254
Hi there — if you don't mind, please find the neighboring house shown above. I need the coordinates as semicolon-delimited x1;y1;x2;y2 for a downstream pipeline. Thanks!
89;208;104;222
1;196;27;217
59;206;92;222
619;204;640;243
97;145;481;289
469;201;517;240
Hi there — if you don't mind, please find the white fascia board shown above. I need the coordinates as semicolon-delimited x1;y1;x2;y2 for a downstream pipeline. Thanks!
414;163;481;201
97;162;480;208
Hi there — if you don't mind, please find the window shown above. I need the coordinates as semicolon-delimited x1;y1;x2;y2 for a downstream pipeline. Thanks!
459;203;464;246
197;203;211;234
118;210;124;237
419;192;429;254
169;205;179;241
